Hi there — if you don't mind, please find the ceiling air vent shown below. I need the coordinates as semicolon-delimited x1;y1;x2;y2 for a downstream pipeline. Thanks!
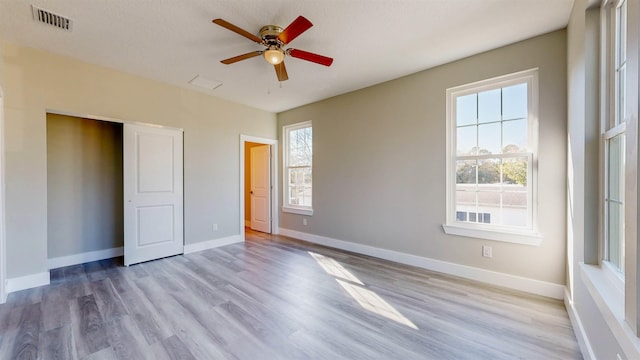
31;5;72;31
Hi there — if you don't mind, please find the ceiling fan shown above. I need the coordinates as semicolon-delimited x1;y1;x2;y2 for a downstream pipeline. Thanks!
212;16;333;82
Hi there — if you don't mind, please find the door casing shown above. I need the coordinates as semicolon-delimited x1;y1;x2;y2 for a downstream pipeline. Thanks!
240;135;279;240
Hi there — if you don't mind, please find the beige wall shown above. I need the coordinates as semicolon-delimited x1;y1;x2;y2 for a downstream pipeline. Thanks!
0;35;4;91
278;30;568;285
0;34;6;301
244;142;264;222
2;42;276;278
47;114;123;259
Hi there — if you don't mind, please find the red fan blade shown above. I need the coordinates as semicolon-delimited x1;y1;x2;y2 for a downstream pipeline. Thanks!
220;51;262;64
289;49;333;67
277;16;313;45
213;19;263;44
274;62;289;81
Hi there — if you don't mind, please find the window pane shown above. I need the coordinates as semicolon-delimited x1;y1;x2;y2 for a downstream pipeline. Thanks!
456;160;477;184
618;0;627;64
503;119;527;153
480;213;491;223
606;133;624;272
477;191;500;225
456;94;477;126
289;127;312;166
455;190;476;220
502;83;527;120
607;201;623;270
478;122;501;154
457;125;477;155
608;134;624;202
477;159;500;185
478;89;501;124
502;191;528;227
502;157;528;186
618;64;626;124
288;166;312;206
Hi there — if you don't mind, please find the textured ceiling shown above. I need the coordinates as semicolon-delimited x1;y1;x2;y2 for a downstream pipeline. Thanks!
0;0;574;113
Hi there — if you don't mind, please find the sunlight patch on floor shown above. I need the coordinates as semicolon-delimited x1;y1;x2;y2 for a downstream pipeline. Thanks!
308;251;418;330
308;252;363;285
336;279;419;329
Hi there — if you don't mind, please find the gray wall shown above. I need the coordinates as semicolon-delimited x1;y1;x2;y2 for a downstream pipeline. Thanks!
46;114;123;259
1;42;276;279
278;30;568;285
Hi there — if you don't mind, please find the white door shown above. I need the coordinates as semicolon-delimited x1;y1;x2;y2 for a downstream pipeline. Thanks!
124;124;184;266
250;145;271;233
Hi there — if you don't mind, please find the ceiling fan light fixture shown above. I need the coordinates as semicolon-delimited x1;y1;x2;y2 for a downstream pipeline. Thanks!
264;48;285;65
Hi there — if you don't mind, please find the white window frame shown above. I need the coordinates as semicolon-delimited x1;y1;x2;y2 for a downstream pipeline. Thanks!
443;69;541;245
601;0;627;280
579;1;635;352
282;121;313;216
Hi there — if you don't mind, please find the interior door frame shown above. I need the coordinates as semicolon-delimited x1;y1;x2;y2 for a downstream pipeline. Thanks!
240;135;278;239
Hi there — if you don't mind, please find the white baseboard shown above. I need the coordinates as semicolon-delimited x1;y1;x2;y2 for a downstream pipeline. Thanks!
48;247;124;270
1;281;6;303
564;288;596;360
6;271;50;293
184;235;243;254
279;228;564;299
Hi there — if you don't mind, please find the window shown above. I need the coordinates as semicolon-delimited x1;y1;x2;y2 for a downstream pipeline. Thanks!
443;69;540;244
283;121;313;215
602;0;627;275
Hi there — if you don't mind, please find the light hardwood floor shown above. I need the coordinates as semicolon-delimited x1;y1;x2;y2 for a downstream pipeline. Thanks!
0;229;582;359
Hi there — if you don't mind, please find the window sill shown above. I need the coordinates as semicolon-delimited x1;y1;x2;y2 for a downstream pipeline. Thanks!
441;224;542;245
282;206;313;216
580;263;640;358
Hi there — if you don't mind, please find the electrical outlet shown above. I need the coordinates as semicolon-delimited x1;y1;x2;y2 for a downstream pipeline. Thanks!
213;224;218;232
303;218;308;226
482;245;492;258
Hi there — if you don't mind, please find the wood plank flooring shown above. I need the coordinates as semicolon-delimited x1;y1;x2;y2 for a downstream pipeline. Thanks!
0;230;583;359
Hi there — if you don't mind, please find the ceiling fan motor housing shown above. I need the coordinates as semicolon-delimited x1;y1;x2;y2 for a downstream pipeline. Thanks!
260;25;283;45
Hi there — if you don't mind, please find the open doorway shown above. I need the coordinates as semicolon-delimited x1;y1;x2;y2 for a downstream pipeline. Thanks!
245;142;270;232
239;135;278;240
46;113;124;267
46;111;184;269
